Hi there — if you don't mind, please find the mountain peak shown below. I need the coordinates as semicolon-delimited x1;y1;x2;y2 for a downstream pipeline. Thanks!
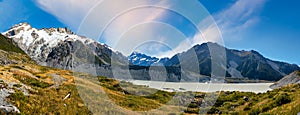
129;52;160;66
5;22;74;36
42;27;74;35
13;22;31;28
2;23;117;67
3;22;95;47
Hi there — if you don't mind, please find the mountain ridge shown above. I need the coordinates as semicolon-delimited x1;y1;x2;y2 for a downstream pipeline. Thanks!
129;42;300;81
2;23;126;70
3;23;300;82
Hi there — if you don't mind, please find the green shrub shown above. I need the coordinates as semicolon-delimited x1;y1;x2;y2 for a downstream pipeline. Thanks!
249;108;260;115
188;103;199;108
9;91;28;102
13;74;52;88
274;93;291;106
0;80;4;84
13;84;22;88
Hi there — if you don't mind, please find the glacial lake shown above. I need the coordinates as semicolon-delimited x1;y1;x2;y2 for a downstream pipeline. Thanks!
127;80;274;93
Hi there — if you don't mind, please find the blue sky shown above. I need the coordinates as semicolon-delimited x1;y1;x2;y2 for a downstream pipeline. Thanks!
0;0;299;65
0;0;65;31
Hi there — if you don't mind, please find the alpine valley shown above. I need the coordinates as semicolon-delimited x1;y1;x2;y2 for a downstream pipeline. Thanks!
1;23;300;115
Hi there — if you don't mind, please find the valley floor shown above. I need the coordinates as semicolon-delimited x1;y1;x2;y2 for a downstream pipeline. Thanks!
0;64;299;115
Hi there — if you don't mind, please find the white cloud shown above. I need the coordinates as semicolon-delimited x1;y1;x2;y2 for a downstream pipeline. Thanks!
35;0;170;52
35;0;101;30
101;6;167;47
214;0;267;39
155;0;267;58
34;0;266;58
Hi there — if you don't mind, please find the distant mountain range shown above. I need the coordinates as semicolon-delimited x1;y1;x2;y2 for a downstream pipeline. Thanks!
2;23;300;82
128;52;169;66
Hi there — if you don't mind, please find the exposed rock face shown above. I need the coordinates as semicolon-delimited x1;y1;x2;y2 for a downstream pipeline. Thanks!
0;50;32;65
163;43;300;81
0;84;20;114
0;78;29;114
3;23;126;76
130;43;300;81
270;71;300;89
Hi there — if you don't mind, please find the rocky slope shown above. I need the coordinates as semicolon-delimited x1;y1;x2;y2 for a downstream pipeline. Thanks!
3;23;126;75
0;63;93;114
270;71;300;89
0;34;33;113
161;42;299;81
0;34;34;65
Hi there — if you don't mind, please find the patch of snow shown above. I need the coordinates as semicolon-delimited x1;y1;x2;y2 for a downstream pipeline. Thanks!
140;58;147;61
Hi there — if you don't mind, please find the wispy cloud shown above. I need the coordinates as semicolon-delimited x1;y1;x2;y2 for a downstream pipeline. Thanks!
156;0;267;58
214;0;267;39
35;0;100;30
100;6;168;48
34;0;170;56
33;0;267;58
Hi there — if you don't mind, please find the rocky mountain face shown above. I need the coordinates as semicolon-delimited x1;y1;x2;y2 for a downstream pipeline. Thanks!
3;23;126;75
270;71;300;89
167;43;300;81
130;43;300;81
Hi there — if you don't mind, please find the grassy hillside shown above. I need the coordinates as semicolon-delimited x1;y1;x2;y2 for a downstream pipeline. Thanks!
0;64;183;114
195;84;300;115
1;63;299;114
0;64;91;114
96;76;300;115
0;34;25;54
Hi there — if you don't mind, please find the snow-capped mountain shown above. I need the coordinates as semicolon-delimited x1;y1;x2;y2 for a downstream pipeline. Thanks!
3;23;89;64
128;52;170;66
2;23;125;71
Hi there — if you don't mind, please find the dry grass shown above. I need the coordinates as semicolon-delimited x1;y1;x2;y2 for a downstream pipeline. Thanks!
1;63;300;115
